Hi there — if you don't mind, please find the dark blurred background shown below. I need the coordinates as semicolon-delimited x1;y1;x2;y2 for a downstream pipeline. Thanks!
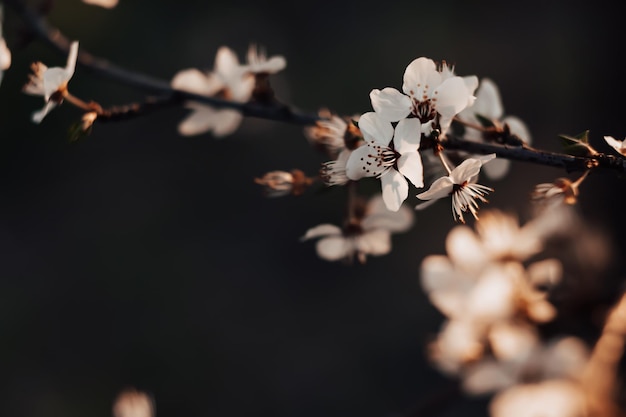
1;1;626;416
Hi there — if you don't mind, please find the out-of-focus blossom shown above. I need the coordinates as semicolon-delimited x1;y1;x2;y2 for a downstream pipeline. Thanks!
23;41;79;123
346;112;424;212
416;154;495;223
603;135;626;156
370;57;477;136
112;388;155;417
171;47;254;137
457;78;532;180
301;195;413;263
531;178;580;207
0;6;11;86
82;0;119;8
254;169;312;197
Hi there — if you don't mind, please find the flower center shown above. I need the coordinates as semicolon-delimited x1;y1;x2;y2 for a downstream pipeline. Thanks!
363;143;401;177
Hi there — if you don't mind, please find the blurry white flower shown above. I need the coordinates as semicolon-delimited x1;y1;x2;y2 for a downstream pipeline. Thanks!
245;44;286;74
0;6;11;86
603;135;626;156
416;154;495;223
370;57;478;135
301;195;413;263
112;388;155;417
23;41;79;123
82;0;118;8
457;78;532;180
345;112;424;212
171;46;254;137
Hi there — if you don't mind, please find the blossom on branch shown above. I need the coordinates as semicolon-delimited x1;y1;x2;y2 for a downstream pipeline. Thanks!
456;78;532;180
345;112;424;212
171;47;255;137
301;195;413;263
603;135;626;157
23;41;79;123
370;57;477;135
416;154;495;223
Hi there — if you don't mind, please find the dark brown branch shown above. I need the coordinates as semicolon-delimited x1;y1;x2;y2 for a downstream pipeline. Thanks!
443;135;626;173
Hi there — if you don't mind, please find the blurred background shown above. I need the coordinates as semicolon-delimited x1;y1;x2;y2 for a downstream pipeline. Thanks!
1;0;626;416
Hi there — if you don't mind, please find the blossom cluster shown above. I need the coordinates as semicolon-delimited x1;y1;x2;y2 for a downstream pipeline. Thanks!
420;209;591;417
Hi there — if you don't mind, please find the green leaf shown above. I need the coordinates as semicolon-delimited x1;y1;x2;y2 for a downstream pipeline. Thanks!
558;130;597;156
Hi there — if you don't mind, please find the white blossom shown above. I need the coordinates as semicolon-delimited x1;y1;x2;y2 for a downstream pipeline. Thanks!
304;109;350;158
457;78;532;180
171;47;255;137
23;41;79;123
370;57;478;135
345;112;424;212
301;195;413;263
416;154;495;223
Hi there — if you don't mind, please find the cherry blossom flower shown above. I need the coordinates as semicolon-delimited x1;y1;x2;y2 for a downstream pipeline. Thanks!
457;78;532;180
370;57;478;135
345;112;424;212
23;41;79;123
304;109;351;158
82;0;119;8
171;46;255;137
603;135;626;156
301;195;413;263
416;154;495;223
0;6;11;86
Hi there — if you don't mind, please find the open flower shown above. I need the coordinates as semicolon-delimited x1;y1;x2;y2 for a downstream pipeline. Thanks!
416;154;495;223
23;41;79;123
345;112;424;211
370;57;477;135
301;195;413;263
171;46;254;137
457;78;532;180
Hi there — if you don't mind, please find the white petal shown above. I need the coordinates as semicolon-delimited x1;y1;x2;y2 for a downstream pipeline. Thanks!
228;72;255;102
397;152;424;188
369;88;412;122
433;76;474;119
465;268;516;322
527;258;563;287
402;57;441;98
177;104;217;136
472;77;503;120
450;156;493;184
301;224;342;240
0;38;11;71
483;158;510;180
257;56;286;74
489;322;539;361
214;46;240;77
42;67;69;100
64;41;79;78
316;236;351;261
604;135;626;155
345;144;374;180
362;195;414;232
356;229;392;256
463;359;517;395
211;109;243;137
393;118;422;153
445;226;487;271
381;170;408;212
358;112;393;145
31;101;57;123
420;256;469;318
171;68;223;96
416;176;454;201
